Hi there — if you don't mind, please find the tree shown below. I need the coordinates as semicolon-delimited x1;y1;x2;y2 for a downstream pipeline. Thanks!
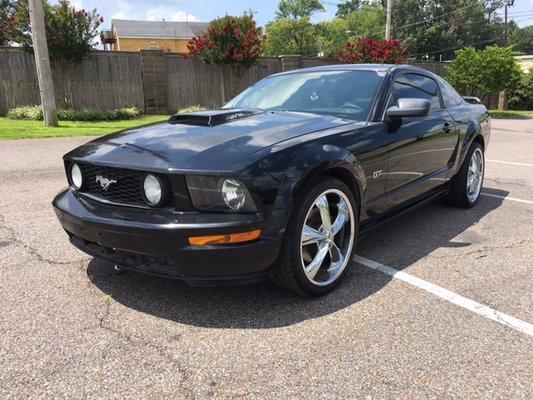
446;46;522;99
510;25;533;55
264;0;325;56
508;71;533;111
263;17;319;56
387;0;506;60
2;0;103;62
334;37;405;63
184;13;263;102
336;0;363;17
318;3;385;56
275;0;324;19
0;0;18;45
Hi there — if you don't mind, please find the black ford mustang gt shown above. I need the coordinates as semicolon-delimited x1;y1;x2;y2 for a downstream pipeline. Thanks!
53;64;490;296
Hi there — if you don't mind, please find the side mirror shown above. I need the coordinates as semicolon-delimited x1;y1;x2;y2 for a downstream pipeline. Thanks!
386;98;431;118
463;96;481;104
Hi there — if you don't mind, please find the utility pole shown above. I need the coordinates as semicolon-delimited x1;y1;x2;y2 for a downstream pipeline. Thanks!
385;0;392;40
504;0;514;46
28;0;57;127
499;0;514;111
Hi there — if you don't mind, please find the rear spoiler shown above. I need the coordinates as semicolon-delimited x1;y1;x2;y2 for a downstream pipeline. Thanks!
463;96;481;104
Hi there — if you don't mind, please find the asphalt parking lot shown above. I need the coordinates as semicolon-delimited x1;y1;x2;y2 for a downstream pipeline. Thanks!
1;118;531;398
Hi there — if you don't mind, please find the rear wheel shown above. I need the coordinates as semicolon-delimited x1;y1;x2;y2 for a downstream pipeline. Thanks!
448;142;484;208
274;178;358;297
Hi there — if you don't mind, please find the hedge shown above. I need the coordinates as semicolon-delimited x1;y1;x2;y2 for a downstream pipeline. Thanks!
7;106;142;121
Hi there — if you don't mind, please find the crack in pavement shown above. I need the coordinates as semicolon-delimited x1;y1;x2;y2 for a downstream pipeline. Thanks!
87;294;195;399
0;213;91;266
464;239;533;256
484;177;532;189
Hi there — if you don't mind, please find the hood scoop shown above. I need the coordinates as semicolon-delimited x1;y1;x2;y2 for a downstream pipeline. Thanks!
168;109;263;127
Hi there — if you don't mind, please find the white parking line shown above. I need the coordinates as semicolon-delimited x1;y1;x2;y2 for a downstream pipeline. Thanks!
481;193;533;204
487;159;533;167
354;255;533;337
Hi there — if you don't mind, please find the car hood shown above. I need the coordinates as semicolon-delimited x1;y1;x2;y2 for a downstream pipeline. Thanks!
65;110;355;172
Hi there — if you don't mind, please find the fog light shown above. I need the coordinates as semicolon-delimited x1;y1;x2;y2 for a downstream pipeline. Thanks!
143;174;163;206
70;163;83;189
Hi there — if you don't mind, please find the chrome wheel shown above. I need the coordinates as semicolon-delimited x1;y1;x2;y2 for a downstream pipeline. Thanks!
466;148;484;203
300;189;355;286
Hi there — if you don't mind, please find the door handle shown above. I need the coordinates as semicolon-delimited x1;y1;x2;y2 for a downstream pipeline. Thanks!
443;122;454;133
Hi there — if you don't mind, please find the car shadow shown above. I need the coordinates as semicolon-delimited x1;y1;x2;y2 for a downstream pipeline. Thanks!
87;187;508;329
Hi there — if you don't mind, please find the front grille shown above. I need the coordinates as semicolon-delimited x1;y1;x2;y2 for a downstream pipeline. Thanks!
78;163;168;207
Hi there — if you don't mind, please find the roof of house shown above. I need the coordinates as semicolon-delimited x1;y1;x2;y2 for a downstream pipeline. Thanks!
111;19;209;39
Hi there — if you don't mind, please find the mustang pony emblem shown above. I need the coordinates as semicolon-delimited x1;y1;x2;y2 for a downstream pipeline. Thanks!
95;175;117;190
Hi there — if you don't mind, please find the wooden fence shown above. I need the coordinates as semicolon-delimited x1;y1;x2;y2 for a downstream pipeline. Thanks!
0;47;499;114
0;47;144;113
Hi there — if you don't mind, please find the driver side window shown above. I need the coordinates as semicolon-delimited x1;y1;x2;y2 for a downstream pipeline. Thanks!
388;73;442;113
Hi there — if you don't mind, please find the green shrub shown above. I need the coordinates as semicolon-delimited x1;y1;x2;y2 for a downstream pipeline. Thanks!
7;106;142;121
56;108;77;120
7;105;43;120
508;71;533;111
174;105;207;114
116;106;141;119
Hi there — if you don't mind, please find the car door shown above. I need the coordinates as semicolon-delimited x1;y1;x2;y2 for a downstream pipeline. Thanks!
384;73;458;207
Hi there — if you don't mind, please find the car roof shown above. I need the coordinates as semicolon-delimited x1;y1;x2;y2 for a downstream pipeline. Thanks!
273;63;438;78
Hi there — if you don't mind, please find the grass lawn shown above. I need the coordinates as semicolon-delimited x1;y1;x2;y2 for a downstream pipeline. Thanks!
489;110;533;119
0;115;169;140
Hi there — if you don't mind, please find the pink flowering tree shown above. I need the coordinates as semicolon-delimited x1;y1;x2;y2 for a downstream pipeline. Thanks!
1;0;103;63
184;13;263;101
335;37;405;64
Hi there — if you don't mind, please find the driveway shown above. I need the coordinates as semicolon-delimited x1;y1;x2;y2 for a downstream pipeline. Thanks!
0;119;531;398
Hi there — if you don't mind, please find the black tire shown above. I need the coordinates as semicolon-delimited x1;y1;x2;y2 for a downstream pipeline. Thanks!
447;142;485;208
273;177;359;297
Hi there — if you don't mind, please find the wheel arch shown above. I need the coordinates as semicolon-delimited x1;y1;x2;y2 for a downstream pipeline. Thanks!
273;144;366;229
455;120;485;172
294;164;362;210
471;133;485;150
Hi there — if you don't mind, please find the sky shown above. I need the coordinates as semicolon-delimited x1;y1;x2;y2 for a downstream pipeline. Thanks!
57;0;533;31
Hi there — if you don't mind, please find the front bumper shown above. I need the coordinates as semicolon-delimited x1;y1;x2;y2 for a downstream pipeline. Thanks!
53;189;282;285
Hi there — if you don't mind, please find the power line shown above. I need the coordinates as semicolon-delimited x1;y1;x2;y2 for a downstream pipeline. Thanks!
359;4;498;41
407;33;505;57
507;10;533;15
512;16;533;24
393;3;480;31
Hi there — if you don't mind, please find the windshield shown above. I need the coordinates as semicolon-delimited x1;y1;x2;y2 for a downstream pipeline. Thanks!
223;70;383;121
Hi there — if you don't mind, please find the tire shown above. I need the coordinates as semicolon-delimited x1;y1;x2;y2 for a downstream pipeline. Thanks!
447;142;485;208
274;177;359;297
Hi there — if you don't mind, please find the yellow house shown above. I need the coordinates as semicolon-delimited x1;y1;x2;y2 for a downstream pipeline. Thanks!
515;55;533;73
105;19;209;53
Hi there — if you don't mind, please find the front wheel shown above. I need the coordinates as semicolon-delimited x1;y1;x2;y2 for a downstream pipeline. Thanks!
274;178;358;297
447;142;485;208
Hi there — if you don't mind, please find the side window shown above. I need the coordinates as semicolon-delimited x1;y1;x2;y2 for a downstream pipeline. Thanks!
439;78;464;108
388;73;442;113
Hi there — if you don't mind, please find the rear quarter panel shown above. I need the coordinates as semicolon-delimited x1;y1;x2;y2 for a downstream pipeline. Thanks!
447;103;490;176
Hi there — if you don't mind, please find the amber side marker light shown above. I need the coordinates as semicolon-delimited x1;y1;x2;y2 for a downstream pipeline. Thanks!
188;230;262;246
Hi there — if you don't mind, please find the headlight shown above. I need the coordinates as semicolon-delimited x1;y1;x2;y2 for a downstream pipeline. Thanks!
186;176;257;212
142;174;163;206
222;178;247;210
70;163;83;189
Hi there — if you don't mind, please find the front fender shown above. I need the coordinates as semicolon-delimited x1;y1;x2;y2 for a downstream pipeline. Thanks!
266;143;365;233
